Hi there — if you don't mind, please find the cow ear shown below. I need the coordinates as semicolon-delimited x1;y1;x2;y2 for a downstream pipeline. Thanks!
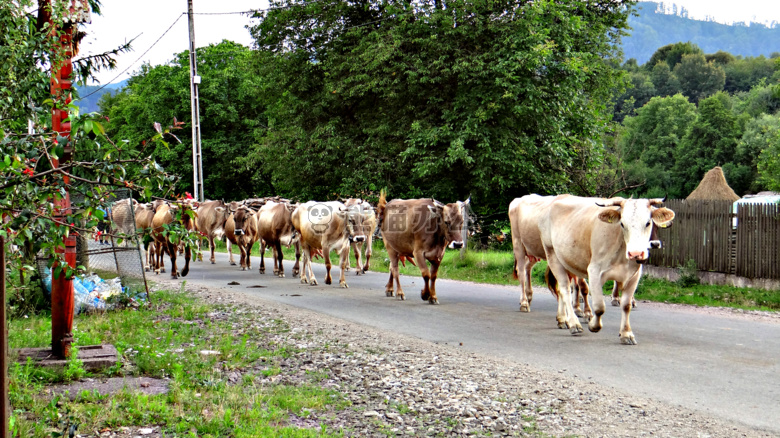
598;209;621;224
427;205;442;218
652;207;675;228
215;206;225;213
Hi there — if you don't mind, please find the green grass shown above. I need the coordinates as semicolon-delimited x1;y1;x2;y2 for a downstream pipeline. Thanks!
8;288;349;438
207;239;780;312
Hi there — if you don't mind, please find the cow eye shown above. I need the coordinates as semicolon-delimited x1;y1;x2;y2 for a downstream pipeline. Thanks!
646;221;651;227
620;222;624;229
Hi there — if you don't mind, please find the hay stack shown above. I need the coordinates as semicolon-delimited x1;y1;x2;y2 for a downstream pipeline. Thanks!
686;166;740;202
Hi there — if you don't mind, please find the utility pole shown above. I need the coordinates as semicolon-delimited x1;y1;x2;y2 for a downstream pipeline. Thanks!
187;0;204;202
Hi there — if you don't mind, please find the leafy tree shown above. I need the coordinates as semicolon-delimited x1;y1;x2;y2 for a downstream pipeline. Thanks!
650;61;680;96
101;41;268;200
613;71;657;122
646;41;703;70
673;92;741;195
736;114;780;192
249;0;635;212
732;80;780;117
673;53;726;103
705;50;736;65
723;56;778;93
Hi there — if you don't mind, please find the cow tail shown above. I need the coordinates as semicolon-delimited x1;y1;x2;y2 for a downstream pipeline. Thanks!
376;189;387;229
545;266;559;299
512;257;519;281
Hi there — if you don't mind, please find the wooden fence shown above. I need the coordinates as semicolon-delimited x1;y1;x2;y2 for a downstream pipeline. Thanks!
649;199;780;279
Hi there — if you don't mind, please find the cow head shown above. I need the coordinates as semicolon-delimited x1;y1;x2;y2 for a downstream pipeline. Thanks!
232;206;255;236
427;197;470;249
597;198;675;263
338;203;369;243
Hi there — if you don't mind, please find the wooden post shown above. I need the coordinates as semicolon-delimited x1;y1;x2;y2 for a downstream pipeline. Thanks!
1;236;9;438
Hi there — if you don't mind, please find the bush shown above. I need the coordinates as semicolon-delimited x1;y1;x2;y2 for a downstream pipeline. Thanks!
677;259;701;287
6;268;49;317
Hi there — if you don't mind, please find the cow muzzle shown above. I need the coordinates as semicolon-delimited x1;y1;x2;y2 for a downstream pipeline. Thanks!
627;250;647;262
235;229;245;236
449;241;464;249
353;235;366;243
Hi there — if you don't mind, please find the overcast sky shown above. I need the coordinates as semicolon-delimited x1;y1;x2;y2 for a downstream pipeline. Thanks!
81;0;780;85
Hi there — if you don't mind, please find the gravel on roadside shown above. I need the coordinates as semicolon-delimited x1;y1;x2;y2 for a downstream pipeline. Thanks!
144;279;775;438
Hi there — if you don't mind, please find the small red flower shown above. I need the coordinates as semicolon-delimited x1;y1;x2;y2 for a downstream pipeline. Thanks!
23;168;34;176
70;223;75;227
185;192;193;200
53;139;58;145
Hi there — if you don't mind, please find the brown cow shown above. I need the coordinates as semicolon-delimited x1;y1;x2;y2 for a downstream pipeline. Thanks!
151;201;197;278
539;196;674;344
257;200;301;277
135;199;166;272
344;198;377;274
194;200;232;264
108;198;138;245
376;192;469;304
232;204;260;271
291;201;369;288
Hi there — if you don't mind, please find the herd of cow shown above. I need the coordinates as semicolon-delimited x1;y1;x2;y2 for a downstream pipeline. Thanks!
107;193;675;345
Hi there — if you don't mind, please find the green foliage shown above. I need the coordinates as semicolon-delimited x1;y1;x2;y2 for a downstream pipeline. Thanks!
650;61;680;96
753;115;780;191
244;0;633;208
676;259;701;287
647;41;703;70
673;53;726;103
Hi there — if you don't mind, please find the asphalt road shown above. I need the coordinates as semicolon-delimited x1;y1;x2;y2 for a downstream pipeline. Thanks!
165;252;780;434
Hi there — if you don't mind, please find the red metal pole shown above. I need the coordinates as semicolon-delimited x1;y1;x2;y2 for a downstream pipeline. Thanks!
49;2;77;359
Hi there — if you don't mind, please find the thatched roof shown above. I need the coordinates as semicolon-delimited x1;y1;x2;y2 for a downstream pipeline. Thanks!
686;166;740;202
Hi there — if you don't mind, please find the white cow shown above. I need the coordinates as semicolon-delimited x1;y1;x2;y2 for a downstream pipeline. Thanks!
539;196;674;345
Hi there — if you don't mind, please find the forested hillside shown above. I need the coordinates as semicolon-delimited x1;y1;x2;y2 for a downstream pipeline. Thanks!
624;2;780;64
73;79;128;113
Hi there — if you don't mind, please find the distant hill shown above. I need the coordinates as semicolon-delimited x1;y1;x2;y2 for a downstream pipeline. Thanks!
623;2;780;64
73;79;129;114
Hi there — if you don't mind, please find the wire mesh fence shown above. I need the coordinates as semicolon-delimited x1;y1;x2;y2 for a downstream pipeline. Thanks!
37;189;149;304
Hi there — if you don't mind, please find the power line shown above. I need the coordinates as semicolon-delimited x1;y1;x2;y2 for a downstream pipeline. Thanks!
77;13;186;101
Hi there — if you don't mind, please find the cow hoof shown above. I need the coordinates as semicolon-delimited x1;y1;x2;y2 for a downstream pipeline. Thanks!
344;266;351;271
385;290;394;297
363;265;369;272
340;283;348;289
273;269;279;276
310;279;319;286
259;268;265;274
210;260;216;264
632;300;638;309
557;321;568;329
588;320;603;333
398;293;406;301
611;298;620;307
229;261;237;266
519;303;530;313
421;290;430;301
278;273;285;278
570;324;583;335
620;333;637;345
428;298;439;305
301;278;308;284
292;269;300;277
325;279;332;285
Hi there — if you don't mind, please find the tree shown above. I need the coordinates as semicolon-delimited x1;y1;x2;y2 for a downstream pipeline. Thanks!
738;114;780;192
101;41;268;200
723;55;777;93
646;41;703;70
618;94;697;197
673;53;726;103
613;71;657;122
673;93;741;195
650;61;680;96
248;0;634;213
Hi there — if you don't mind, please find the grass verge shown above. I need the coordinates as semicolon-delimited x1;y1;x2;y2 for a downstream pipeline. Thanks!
8;287;349;437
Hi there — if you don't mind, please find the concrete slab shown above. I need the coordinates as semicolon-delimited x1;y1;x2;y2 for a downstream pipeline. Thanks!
15;344;118;371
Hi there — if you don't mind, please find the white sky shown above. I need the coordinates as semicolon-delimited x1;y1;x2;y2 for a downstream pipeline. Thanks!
649;0;780;26
81;1;268;85
81;0;778;86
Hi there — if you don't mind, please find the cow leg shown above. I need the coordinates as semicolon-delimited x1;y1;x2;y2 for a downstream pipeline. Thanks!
513;247;534;312
384;246;403;299
547;253;582;334
181;245;191;277
338;244;349;288
300;246;310;284
619;271;642;345
611;282;620;307
275;242;285;277
428;257;441;305
578;277;593;320
167;241;179;278
227;239;237;265
413;249;432;302
209;236;217;264
587;266;607;334
324;246;333;285
292;241;301;277
259;240;267;274
245;241;255;270
197;237;203;262
571;276;583;318
351;242;363;275
363;234;372;272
